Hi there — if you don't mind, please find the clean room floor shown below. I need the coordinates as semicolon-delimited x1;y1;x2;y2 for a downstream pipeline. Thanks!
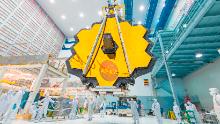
11;115;177;124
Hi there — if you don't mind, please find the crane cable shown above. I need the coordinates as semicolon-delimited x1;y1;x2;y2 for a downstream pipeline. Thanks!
114;7;132;75
82;10;109;76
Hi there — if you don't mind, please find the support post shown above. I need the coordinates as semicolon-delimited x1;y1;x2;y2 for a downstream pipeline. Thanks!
150;75;157;96
158;33;178;104
58;78;68;117
24;64;48;112
0;67;7;80
60;78;68;97
0;67;7;93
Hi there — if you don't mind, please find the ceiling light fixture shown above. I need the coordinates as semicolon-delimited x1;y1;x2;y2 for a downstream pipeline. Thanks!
162;3;166;8
157;19;160;23
139;5;145;11
98;10;103;16
172;73;176;77
218;48;220;54
79;12;84;18
137;21;142;25
195;52;203;58
165;50;169;54
61;15;66;20
70;27;74;31
49;0;55;4
85;26;90;29
183;24;187;28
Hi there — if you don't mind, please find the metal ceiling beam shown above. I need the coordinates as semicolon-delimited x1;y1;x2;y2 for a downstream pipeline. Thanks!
189;26;220;37
166;0;216;58
152;0;216;77
184;39;220;44
159;34;220;45
152;41;216;50
175;47;220;51
154;0;176;32
144;0;158;29
180;43;220;49
203;14;220;18
170;57;217;61
196;23;220;28
194;25;220;30
48;66;68;78
171;53;217;57
169;63;202;66
154;41;220;51
167;61;204;65
174;49;218;54
160;37;176;41
160;68;194;71
159;32;175;38
168;58;215;63
158;70;191;74
153;48;218;54
169;66;201;69
186;34;220;39
0;55;49;65
0;64;42;69
124;0;133;24
196;15;220;28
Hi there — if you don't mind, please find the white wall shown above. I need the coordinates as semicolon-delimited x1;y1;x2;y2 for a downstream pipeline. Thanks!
128;74;154;96
155;78;186;104
173;78;186;98
156;88;171;96
184;58;220;110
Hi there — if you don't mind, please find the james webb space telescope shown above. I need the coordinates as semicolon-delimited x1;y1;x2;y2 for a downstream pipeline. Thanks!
66;2;154;88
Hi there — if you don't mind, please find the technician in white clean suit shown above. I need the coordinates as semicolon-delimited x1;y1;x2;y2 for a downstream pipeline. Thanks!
187;101;203;124
0;92;9;116
2;89;25;124
128;98;139;124
30;102;38;120
40;92;54;118
13;90;25;114
100;98;107;118
209;88;220;121
87;97;95;121
173;101;182;124
0;90;13;116
185;103;196;123
69;98;78;119
152;99;163;124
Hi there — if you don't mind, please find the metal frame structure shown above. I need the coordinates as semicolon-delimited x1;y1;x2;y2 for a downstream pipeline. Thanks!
152;0;219;78
0;55;68;112
157;33;177;104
